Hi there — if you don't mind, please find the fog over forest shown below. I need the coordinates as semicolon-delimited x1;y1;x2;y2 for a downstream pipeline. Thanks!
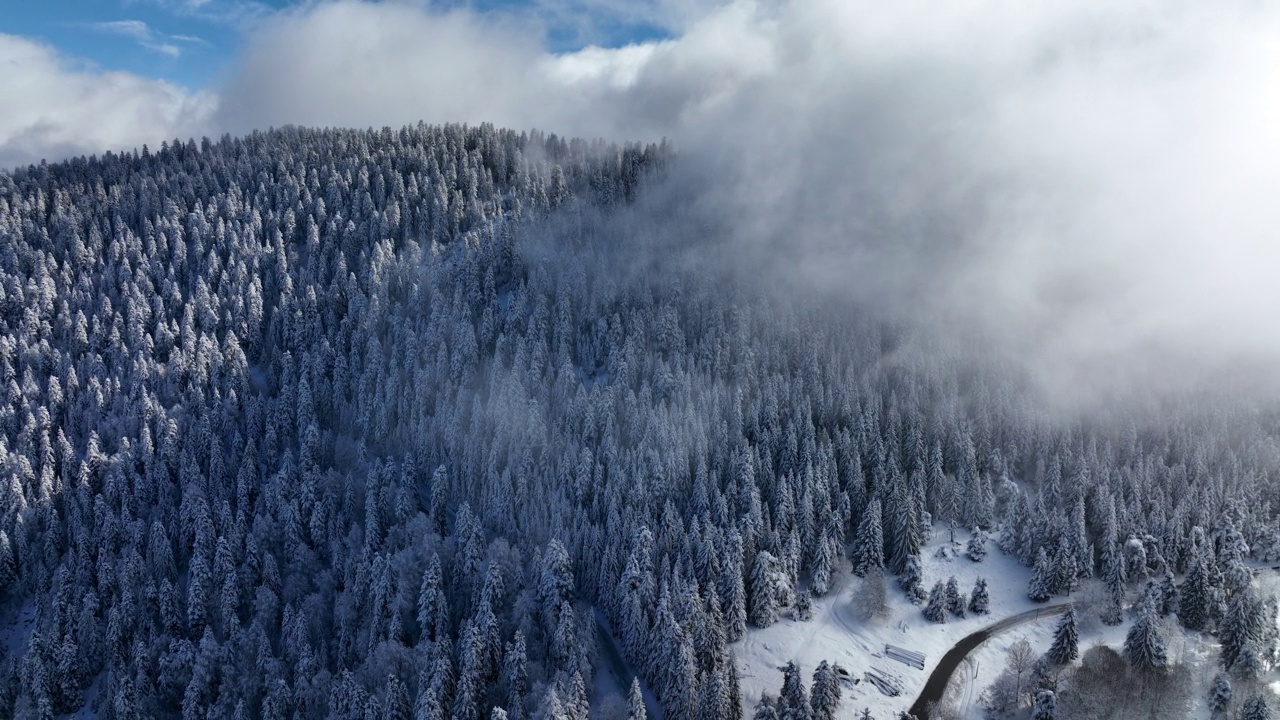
2;1;1279;719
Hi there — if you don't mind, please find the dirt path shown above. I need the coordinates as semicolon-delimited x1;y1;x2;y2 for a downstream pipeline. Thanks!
907;603;1070;719
594;610;663;719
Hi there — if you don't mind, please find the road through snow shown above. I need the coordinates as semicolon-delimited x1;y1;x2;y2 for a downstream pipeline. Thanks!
908;603;1070;719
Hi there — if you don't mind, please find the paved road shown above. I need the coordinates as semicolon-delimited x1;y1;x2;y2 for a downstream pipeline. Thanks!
908;604;1070;719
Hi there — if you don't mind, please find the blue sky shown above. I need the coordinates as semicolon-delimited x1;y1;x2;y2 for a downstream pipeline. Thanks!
2;0;673;91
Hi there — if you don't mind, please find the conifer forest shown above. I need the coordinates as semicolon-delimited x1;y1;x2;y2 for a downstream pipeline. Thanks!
2;118;1279;720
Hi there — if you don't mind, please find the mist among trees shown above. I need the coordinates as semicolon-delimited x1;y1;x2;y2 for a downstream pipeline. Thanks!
2;122;1280;719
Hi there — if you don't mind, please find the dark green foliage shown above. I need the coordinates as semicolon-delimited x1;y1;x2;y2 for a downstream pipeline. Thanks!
1046;607;1078;665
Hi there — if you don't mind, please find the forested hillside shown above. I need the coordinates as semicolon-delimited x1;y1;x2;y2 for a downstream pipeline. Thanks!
1;124;1279;719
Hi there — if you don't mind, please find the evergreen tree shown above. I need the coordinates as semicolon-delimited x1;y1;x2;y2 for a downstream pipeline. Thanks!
1159;570;1178;617
750;551;789;628
899;555;926;605
627;679;646;720
969;578;990;616
1046;607;1078;665
794;590;813;622
1031;690;1056;720
779;662;810;720
967;528;987;562
1180;529;1213;631
753;693;779;720
1049;538;1077;596
1028;548;1052;603
1241;696;1272;720
923;582;947;623
811;533;833;598
945;576;965;618
887;484;922;575
809;661;841;720
1209;673;1232;717
1221;588;1262;675
851;500;884;577
1124;600;1167;674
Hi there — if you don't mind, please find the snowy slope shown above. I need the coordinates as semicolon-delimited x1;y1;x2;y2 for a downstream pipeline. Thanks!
732;529;1274;719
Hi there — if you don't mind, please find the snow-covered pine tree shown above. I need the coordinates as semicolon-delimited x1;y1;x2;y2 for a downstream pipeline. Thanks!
810;661;841;720
1209;673;1231;717
1221;587;1263;675
750;550;790;628
970;577;990;615
1099;549;1125;626
1241;695;1272;720
780;662;810;720
1049;538;1078;596
628;679;646;720
851;499;885;577
1159;570;1178;616
945;576;966;618
1180;527;1213;631
899;555;927;605
1046;607;1078;665
1031;690;1056;720
1028;548;1052;603
967;527;987;562
923;581;947;623
811;533;834;597
1124;599;1167;674
794;590;814;622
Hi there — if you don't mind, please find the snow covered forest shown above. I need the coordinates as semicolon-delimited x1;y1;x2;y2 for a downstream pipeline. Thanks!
2;123;1280;719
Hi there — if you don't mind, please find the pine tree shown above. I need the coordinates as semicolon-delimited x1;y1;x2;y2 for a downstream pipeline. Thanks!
888;485;922;575
1049;538;1077;596
1180;529;1212;631
1241;695;1272;720
851;500;884;577
627;679;646;720
726;653;745;720
1209;673;1231;717
899;555;926;605
945;577;965;618
969;578;990;615
779;662;810;720
1046;607;1078;664
1124;600;1167;674
1159;570;1178;616
794;590;814;622
0;530;15;590
1099;548;1125;626
753;693;779;720
713;544;742;643
1031;690;1056;720
811;534;833;597
809;661;841;720
750;551;785;628
1221;588;1262;675
386;675;412;720
1028;548;1052;603
418;554;450;643
967;528;986;562
923;581;947;623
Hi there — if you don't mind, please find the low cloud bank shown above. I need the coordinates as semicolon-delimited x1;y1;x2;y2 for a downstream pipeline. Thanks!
6;0;1279;407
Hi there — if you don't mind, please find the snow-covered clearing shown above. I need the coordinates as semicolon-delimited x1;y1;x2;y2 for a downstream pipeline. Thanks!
732;529;1276;719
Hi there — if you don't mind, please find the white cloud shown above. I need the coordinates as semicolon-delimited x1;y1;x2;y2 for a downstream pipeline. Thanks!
9;0;1280;405
0;34;214;169
216;0;1280;405
90;19;210;57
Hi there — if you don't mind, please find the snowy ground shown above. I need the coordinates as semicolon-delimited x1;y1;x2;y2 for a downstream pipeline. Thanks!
731;529;1277;719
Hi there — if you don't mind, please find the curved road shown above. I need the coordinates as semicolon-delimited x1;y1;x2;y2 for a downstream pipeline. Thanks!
908;604;1070;719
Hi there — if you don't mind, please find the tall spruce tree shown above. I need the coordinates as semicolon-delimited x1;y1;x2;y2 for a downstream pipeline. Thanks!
1124;600;1167;674
1046;607;1078;665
